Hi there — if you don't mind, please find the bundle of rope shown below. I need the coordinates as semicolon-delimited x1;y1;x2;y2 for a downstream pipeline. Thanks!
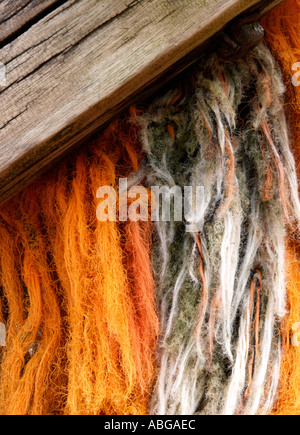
262;0;300;415
0;2;300;415
0;119;158;415
133;42;300;415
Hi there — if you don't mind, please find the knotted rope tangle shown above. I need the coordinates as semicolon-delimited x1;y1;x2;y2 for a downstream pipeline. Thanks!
262;0;300;415
0;119;158;415
134;43;300;415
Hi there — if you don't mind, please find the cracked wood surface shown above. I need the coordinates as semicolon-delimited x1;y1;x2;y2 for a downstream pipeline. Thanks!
0;0;63;44
0;0;266;204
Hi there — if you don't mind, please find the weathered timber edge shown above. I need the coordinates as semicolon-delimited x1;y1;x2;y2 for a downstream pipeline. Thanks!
0;0;283;204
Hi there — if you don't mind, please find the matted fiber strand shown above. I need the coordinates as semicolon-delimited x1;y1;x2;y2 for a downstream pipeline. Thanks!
262;0;300;415
0;118;158;415
133;43;300;415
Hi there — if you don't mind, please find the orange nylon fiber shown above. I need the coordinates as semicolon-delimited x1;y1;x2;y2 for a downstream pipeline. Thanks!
261;0;300;176
0;115;158;415
262;0;300;415
271;242;300;415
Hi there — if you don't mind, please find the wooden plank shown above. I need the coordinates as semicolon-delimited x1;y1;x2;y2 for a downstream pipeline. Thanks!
0;0;63;45
0;0;280;204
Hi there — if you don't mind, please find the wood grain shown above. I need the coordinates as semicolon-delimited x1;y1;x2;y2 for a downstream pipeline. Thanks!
0;0;275;204
0;0;64;45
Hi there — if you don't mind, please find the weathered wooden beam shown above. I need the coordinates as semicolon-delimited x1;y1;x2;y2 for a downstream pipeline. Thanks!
0;0;283;204
0;0;63;44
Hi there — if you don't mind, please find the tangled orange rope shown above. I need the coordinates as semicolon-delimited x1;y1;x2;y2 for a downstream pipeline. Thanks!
0;116;158;415
262;0;300;415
